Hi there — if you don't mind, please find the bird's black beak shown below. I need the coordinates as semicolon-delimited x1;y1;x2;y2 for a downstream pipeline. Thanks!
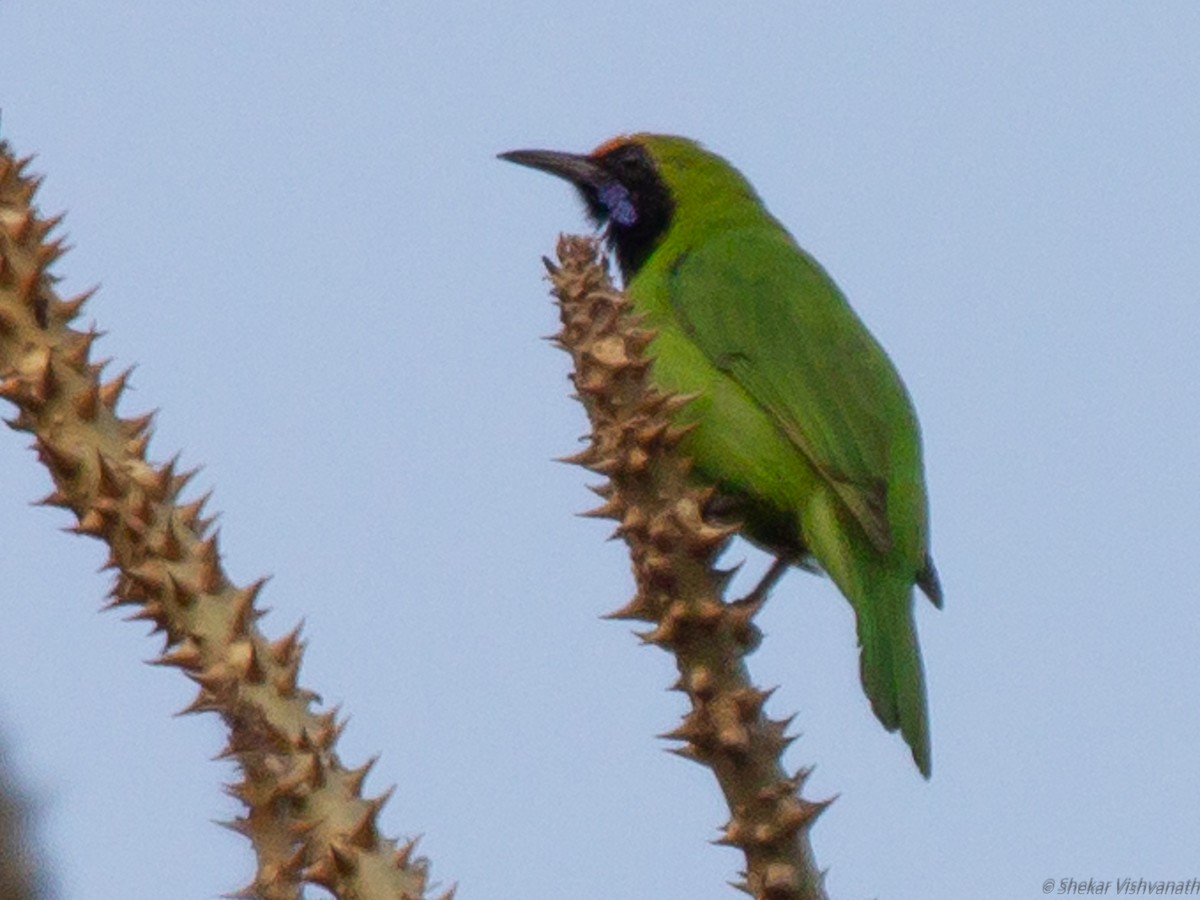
497;148;605;189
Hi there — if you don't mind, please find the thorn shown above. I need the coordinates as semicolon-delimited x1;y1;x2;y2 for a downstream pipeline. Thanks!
777;794;834;832
153;641;203;671
0;376;24;404
611;506;648;539
585;481;613;498
307;706;343;749
789;766;815;792
172;464;201;496
715;818;750;849
300;852;337;890
31;488;70;509
348;785;395;848
175;689;219;717
686;520;739;555
35;437;80;478
155;523;184;561
661;391;701;413
346;805;380;850
214;816;251;837
35;236;68;269
330;842;357;876
56;288;98;328
32;357;59;405
579;497;623;520
95;450;123;498
272;655;302;700
634;420;669;447
731;685;776;720
197;539;223;592
602;593;658;622
33;211;66;238
177;489;213;533
727;878;753;897
662;422;699;448
554;447;597;467
197;528;220;567
229;577;268;634
141;452;179;502
98;366;134;411
125;432;151;458
267;621;304;667
394;836;422;870
121;410;155;440
123;563;166;597
666;744;706;765
125;601;166;632
763;714;798;755
187;661;233;694
72;381;100;420
345;755;378;796
657;715;705;745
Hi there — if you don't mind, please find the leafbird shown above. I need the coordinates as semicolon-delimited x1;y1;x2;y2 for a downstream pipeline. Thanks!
500;134;942;776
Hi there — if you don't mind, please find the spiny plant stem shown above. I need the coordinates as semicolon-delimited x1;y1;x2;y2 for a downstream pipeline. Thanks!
546;236;830;900
0;139;446;900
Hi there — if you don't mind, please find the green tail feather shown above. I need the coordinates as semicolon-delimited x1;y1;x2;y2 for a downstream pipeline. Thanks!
802;495;932;777
856;584;932;778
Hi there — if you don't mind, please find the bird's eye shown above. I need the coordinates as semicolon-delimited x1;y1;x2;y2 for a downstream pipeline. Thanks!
598;181;638;227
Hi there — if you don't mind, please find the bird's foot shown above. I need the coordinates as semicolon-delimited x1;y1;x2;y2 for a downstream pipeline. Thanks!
737;556;792;608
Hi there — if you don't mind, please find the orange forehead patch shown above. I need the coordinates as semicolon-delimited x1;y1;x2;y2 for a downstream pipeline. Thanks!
590;134;635;158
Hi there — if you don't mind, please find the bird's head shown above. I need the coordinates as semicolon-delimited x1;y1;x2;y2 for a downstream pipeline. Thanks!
499;135;678;278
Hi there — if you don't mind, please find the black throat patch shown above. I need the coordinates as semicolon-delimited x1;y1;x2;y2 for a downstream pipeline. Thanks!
586;142;675;280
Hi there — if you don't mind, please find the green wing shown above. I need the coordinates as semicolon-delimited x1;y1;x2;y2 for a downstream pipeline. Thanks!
665;224;940;774
666;225;922;562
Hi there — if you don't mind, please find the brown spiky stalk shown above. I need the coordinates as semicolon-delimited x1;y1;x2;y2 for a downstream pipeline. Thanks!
0;140;447;900
546;236;831;900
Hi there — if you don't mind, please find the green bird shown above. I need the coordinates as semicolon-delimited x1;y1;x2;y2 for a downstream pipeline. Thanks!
500;134;941;777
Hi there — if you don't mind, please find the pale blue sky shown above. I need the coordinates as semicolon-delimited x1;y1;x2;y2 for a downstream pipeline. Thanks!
1;3;1198;899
